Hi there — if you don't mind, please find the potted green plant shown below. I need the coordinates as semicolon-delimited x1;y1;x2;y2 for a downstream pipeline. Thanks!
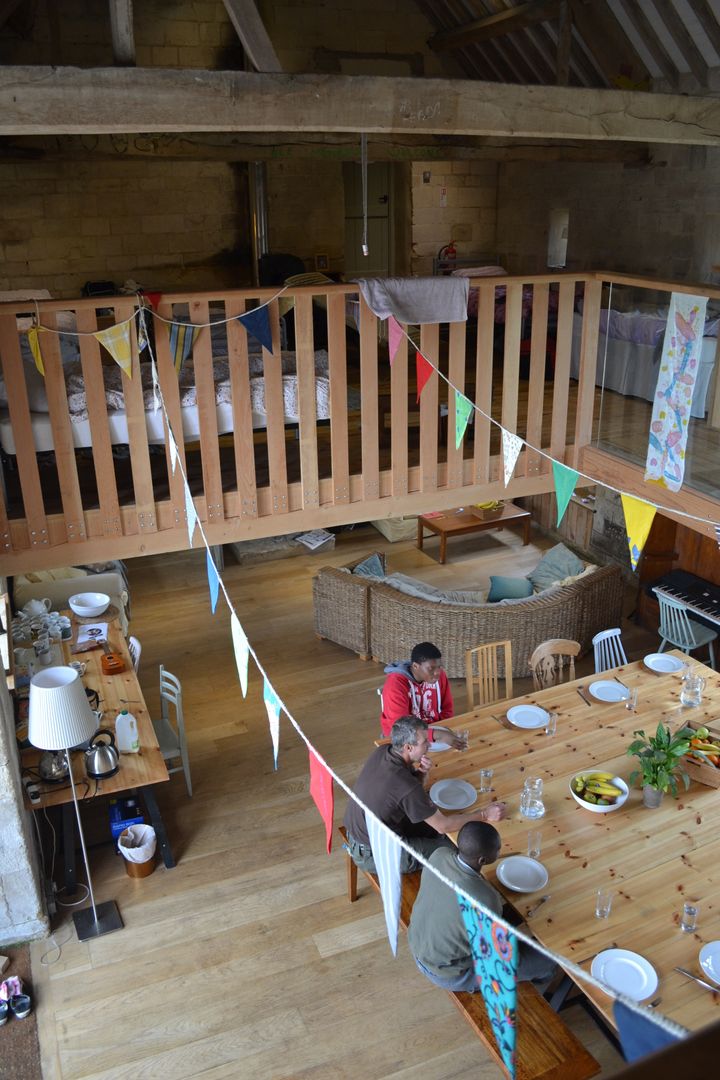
626;721;695;808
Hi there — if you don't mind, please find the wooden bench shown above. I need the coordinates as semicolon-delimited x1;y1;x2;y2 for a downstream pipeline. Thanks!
339;827;600;1080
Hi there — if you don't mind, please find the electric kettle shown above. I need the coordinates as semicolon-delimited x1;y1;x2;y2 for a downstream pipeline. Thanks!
84;729;120;780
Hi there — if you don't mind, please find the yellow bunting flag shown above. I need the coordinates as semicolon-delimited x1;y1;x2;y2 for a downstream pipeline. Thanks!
621;494;657;571
94;323;132;377
26;326;45;375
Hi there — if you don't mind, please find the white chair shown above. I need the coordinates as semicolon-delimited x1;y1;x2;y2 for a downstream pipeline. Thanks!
653;589;716;669
153;665;192;797
128;635;141;673
593;628;627;673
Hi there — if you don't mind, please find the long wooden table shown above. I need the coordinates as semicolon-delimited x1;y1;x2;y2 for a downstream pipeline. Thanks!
430;650;720;1033
19;611;174;880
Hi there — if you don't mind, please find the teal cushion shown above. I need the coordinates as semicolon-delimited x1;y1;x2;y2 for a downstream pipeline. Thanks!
528;543;585;592
487;575;533;603
353;553;384;578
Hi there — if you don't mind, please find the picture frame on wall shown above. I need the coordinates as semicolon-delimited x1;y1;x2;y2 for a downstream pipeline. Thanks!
314;254;329;271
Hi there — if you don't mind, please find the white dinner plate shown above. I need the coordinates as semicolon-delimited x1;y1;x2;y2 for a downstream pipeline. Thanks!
496;856;549;893
588;680;630;704
506;704;549;730
429;740;451;752
429;779;477;810
699;941;720;985
591;949;658;1001
643;653;685;675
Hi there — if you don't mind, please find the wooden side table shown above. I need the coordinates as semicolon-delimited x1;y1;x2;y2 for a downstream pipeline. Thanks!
417;503;531;564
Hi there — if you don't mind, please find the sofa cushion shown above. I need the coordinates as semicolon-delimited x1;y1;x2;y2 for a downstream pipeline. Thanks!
383;572;446;600
488;575;533;603
439;587;487;605
528;543;585;592
352;553;385;578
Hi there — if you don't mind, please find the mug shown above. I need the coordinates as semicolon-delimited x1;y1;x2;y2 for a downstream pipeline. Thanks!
22;597;52;616
14;647;33;667
69;661;87;676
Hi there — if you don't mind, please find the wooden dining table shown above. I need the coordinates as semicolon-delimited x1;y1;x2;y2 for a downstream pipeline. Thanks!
429;650;720;1033
19;610;174;883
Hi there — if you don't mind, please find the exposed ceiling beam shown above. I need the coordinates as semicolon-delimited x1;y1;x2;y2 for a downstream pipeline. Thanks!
570;0;649;86
428;0;560;52
687;0;720;60
1;68;719;145
222;0;282;72
556;0;572;85
653;0;709;88
108;0;135;67
0;0;24;30
617;0;678;89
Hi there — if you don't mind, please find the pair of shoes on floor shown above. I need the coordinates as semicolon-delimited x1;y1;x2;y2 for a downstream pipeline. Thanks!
0;978;32;1023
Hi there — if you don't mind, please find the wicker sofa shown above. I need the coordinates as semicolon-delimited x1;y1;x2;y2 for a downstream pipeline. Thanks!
313;553;624;677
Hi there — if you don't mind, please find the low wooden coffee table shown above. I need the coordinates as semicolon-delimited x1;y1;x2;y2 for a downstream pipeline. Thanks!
417;503;531;564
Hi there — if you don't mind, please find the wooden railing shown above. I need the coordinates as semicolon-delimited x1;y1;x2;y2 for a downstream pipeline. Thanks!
0;272;718;574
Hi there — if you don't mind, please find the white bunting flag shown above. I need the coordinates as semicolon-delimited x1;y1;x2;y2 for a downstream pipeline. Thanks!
365;814;402;955
263;678;281;768
231;612;249;697
502;430;524;486
168;429;178;473
184;483;198;546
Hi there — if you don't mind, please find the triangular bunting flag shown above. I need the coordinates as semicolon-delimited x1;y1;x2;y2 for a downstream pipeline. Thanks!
168;322;200;374
388;316;403;365
238;306;273;353
552;461;579;526
263;678;281;768
416;351;434;402
621;494;657;571
26;326;45;375
459;897;518;1077
184;483;198;547
365;814;402;955
502;430;523;486
144;291;162;311
206;549;220;614
168;428;178;473
231;613;249;697
309;750;334;854
94;323;132;377
137;319;149;354
150;357;160;413
455;391;474;450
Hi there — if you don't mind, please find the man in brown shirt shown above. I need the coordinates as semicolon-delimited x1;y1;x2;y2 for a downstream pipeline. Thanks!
344;716;506;874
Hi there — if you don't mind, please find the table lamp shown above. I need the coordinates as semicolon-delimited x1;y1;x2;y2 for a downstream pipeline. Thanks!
29;666;123;941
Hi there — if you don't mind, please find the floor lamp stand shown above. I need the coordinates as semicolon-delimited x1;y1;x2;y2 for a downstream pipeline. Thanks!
65;749;123;941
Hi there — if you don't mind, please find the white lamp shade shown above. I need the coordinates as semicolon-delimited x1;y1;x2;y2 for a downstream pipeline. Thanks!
29;666;97;750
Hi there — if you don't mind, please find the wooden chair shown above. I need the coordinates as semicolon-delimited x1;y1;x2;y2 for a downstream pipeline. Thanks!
529;639;581;690
465;641;513;708
128;635;142;673
152;665;192;797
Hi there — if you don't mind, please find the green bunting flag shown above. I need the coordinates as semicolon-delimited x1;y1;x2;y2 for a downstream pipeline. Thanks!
552;461;579;527
455;391;474;449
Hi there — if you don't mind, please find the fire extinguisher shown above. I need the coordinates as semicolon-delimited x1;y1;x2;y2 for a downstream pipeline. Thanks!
438;240;457;263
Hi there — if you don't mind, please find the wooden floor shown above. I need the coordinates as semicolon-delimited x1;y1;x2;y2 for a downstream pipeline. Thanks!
30;524;659;1079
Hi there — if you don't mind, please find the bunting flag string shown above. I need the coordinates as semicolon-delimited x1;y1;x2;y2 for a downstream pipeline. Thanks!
168;322;200;374
94;323;133;377
552;461;579;527
416;350;434;402
231;613;249;698
365;814;402;956
502;430;523;486
621;494;657;571
206;549;220;614
308;750;335;854
26;326;45;375
238;306;273;353
459;898;518;1078
263;679;282;768
455;390;474;450
387;316;403;365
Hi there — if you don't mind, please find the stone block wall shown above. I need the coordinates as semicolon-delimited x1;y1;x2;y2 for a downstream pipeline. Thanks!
265;160;346;273
410;162;499;275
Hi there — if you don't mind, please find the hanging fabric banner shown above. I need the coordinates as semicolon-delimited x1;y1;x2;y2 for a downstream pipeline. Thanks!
416;351;434;402
168;322;200;374
502;430;523;486
365;814;402;956
459;897;518;1078
309;750;334;854
238;306;273;353
455;391;474;449
263;678;281;768
26;326;45;375
231;613;249;697
94;323;132;377
645;292;708;492
552;461;579;526
621;494;657;571
388;316;404;365
206;549;220;614
184;483;198;547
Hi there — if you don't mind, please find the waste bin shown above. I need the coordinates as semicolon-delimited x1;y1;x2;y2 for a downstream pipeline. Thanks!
118;823;157;878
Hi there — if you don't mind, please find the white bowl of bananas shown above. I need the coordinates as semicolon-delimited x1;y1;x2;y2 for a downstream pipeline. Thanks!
570;771;629;814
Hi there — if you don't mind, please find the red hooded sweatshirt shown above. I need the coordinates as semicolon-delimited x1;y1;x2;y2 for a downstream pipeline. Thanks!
380;660;454;738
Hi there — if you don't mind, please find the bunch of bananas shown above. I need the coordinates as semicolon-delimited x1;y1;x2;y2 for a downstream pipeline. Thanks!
572;771;624;806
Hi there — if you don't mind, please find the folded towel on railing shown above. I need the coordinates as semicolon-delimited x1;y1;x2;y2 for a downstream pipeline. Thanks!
353;276;468;325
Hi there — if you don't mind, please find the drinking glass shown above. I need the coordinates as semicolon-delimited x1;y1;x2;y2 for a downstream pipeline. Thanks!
625;688;639;713
520;777;545;819
681;901;699;933
478;768;494;793
595;887;613;919
527;830;542;859
456;729;469;750
680;672;706;707
545;712;557;736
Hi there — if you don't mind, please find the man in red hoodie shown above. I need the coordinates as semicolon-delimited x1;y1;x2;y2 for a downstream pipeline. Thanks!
380;641;464;747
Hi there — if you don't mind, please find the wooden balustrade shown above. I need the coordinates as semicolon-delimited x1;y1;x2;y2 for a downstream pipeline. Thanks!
1;271;716;573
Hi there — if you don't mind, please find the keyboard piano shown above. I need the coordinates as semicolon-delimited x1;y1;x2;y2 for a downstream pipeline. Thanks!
651;570;720;630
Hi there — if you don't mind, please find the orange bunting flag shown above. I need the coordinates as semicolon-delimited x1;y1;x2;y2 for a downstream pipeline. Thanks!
26;326;45;375
416;351;434;402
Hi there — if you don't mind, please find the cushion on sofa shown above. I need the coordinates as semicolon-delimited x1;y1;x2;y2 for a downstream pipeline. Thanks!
352;553;385;578
487;575;533;603
528;543;585;592
439;587;487;605
383;573;446;600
